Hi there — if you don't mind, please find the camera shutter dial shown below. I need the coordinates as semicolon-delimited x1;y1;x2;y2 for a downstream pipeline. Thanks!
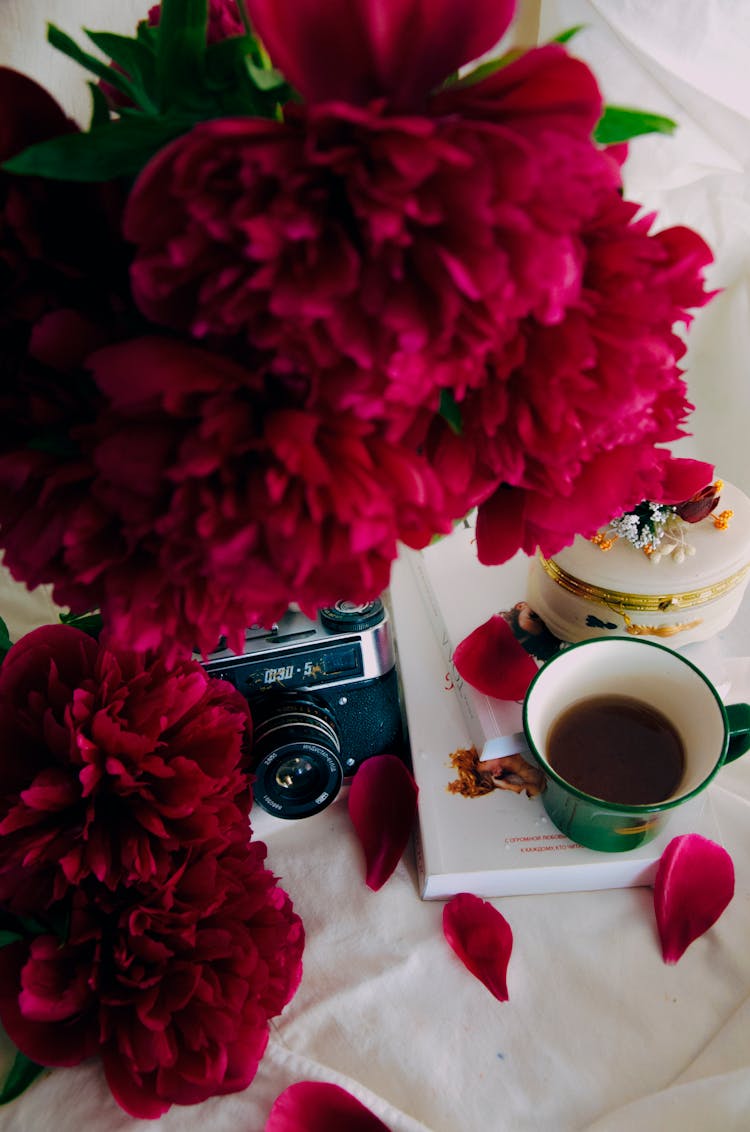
319;599;384;633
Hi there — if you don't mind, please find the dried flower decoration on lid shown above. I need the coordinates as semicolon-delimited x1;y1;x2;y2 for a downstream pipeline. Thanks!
527;478;750;645
591;480;734;564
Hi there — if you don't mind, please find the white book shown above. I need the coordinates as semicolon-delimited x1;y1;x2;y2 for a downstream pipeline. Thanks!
404;519;560;762
389;537;719;900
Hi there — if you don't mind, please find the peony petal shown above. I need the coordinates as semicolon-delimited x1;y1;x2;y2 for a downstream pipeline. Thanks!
434;43;603;135
653;834;735;964
101;1051;171;1120
453;615;537;700
0;942;99;1068
442;892;512;1001
475;486;526;566
0;67;75;159
245;0;516;108
265;1081;392;1131
348;754;418;891
658;457;715;505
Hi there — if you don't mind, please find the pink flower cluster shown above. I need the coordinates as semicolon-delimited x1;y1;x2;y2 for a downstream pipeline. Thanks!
0;0;716;658
0;625;304;1117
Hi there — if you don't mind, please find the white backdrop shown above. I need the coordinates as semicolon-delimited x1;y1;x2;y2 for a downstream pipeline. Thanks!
1;4;750;1131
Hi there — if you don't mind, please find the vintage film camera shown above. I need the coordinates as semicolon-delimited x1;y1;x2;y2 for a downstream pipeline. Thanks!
203;599;406;819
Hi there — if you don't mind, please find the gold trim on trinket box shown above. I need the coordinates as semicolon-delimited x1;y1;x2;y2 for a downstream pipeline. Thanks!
526;480;750;646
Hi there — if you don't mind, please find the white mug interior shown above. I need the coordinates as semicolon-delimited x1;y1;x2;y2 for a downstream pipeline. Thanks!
524;638;727;802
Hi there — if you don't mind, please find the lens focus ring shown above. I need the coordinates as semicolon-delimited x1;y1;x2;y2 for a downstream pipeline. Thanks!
251;695;344;819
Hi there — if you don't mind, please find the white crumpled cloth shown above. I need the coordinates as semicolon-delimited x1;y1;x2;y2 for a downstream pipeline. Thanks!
1;2;749;1130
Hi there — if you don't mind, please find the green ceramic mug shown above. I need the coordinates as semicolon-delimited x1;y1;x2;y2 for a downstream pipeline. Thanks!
521;637;750;853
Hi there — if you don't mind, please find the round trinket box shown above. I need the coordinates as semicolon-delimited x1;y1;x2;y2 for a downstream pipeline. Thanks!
527;480;750;646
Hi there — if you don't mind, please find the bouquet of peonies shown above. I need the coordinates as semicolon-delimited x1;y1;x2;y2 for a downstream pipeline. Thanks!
0;0;716;659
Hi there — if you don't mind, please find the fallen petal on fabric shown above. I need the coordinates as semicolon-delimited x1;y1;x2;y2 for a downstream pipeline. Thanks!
653;834;735;964
264;1081;392;1131
442;892;512;1001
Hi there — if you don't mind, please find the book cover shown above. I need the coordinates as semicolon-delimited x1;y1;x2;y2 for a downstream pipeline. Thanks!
389;540;718;900
404;519;565;762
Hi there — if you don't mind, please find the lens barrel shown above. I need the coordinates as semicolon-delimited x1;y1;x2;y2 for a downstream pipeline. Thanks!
251;695;344;819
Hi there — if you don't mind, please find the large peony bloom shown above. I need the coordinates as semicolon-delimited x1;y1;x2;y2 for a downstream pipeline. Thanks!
0;622;304;1117
123;0;714;569
125;42;612;441
426;194;716;562
0;624;252;912
0;337;451;655
0;841;304;1118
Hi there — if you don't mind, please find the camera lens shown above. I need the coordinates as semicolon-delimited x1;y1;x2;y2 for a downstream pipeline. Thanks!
250;695;344;819
274;754;319;792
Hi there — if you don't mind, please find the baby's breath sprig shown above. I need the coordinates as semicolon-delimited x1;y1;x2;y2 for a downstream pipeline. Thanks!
606;501;675;553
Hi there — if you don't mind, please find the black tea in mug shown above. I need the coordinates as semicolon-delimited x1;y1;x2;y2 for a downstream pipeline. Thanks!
547;694;685;805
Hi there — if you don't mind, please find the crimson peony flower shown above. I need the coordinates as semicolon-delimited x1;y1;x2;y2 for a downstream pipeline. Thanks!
125;1;614;442
0;69;126;350
0;841;304;1118
0;337;451;655
85;338;450;653
0;624;253;912
126;59;612;441
426;194;716;562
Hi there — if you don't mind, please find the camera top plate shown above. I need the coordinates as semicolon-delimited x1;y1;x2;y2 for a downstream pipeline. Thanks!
202;600;395;694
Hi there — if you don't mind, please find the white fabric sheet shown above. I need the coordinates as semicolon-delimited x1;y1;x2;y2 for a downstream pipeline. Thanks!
1;2;749;1129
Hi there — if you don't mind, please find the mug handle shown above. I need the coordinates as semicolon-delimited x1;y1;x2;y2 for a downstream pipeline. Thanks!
726;703;750;763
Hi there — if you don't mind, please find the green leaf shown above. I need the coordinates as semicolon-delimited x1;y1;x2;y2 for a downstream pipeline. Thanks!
87;80;111;129
59;609;102;639
2;114;193;181
0;931;22;949
0;617;12;656
245;58;289;93
84;30;159;112
156;0;208;109
27;433;80;457
47;24;140;104
439;389;463;436
137;19;160;48
594;105;677;145
202;36;294;115
0;1052;45;1106
439;49;520;92
16;916;46;936
551;24;586;44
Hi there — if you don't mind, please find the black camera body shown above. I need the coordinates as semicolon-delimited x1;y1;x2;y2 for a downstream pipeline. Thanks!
203;599;405;819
